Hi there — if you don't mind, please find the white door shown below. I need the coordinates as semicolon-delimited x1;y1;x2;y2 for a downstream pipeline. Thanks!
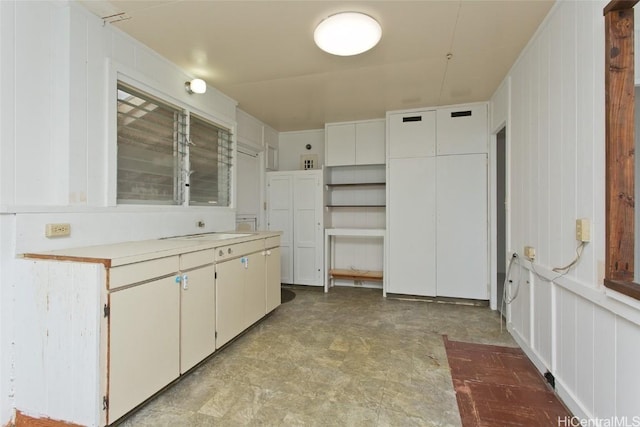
215;258;246;348
326;123;356;166
180;264;215;373
436;154;488;299
266;247;281;312
236;151;261;228
244;251;266;327
388;110;436;158
436;105;488;155
267;173;293;283
387;157;437;296
355;120;385;165
293;171;323;285
109;277;180;422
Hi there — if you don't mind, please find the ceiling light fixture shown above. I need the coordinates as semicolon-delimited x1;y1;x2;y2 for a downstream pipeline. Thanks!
314;12;381;56
185;78;207;94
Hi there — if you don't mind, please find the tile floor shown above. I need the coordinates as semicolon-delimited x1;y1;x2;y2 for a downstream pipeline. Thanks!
118;286;517;427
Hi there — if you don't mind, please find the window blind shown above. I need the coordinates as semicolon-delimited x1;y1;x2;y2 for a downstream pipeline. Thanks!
189;114;233;206
117;84;184;204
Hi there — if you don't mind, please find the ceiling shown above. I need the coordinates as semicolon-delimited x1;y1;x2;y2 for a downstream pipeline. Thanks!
79;1;555;132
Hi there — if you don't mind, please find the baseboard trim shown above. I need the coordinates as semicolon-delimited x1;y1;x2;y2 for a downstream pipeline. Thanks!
508;325;591;421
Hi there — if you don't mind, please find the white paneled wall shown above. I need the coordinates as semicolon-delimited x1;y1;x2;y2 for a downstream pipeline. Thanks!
0;2;240;424
278;130;324;171
495;0;640;420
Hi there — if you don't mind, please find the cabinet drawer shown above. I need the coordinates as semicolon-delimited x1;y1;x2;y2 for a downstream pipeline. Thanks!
215;240;264;262
109;256;180;290
180;249;214;271
265;236;280;249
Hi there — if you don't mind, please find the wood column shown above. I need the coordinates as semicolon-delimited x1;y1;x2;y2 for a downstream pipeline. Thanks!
604;5;637;291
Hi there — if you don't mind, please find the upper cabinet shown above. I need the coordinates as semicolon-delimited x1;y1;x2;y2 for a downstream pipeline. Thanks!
436;104;488;155
325;119;385;166
387;110;436;158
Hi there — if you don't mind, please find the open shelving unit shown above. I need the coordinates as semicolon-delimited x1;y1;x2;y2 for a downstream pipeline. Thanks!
323;164;386;293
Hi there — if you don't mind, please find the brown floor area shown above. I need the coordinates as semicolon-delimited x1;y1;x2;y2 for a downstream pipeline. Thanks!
444;336;571;427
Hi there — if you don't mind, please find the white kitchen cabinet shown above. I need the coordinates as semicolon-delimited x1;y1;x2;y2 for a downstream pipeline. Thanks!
215;238;274;348
387;157;436;296
179;261;216;373
436;104;488;155
109;249;216;421
386;103;488;300
18;233;280;427
265;238;281;313
326;123;355;166
325;119;385;166
388;110;436;158
267;170;323;286
244;251;267;327
109;275;180;422
215;256;246;348
436;154;488;299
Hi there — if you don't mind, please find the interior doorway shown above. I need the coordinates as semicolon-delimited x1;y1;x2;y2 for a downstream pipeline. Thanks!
496;127;507;314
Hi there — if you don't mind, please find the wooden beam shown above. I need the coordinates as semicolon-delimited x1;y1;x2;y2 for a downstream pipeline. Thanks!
605;7;635;282
604;0;639;15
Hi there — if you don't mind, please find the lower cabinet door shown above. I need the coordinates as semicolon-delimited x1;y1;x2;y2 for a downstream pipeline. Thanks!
266;247;281;313
388;157;437;296
180;264;215;373
108;276;180;423
215;258;245;348
244;252;266;328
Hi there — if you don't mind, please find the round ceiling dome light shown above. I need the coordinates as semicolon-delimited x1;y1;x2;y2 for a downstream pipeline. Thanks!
314;12;382;56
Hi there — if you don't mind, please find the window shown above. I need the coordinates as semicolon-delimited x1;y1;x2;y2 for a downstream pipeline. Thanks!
116;82;232;207
188;114;232;206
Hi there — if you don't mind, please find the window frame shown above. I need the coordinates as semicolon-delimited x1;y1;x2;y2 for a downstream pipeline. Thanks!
116;82;186;205
108;67;236;209
604;0;640;299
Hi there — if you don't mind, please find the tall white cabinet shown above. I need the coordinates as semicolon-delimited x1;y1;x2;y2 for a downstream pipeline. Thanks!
386;103;488;299
267;169;324;286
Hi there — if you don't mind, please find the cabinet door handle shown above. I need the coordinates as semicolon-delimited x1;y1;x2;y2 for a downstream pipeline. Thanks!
228;248;233;254
182;274;189;290
266;250;271;256
219;250;224;256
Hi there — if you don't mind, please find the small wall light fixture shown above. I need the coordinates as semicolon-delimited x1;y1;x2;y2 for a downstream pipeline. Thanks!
185;78;207;94
314;12;382;56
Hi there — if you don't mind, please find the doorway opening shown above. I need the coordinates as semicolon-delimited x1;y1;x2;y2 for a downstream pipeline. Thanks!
496;127;507;315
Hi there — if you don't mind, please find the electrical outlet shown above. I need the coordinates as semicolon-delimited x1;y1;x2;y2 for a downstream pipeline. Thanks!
524;246;536;260
576;218;590;242
45;223;71;238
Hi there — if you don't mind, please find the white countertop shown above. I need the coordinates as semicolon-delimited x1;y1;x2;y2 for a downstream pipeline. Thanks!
22;231;282;267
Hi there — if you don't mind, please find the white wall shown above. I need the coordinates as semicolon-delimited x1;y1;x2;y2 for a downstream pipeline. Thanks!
0;1;240;424
495;0;640;419
278;129;324;171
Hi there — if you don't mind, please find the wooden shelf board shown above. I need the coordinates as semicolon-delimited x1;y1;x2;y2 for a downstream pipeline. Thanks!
329;268;383;281
326;182;386;187
326;205;385;208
